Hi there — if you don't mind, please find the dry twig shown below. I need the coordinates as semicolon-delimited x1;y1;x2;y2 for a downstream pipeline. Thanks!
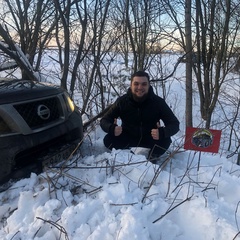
36;217;69;240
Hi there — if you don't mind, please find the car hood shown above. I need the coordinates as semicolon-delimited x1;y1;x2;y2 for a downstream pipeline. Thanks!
0;79;64;104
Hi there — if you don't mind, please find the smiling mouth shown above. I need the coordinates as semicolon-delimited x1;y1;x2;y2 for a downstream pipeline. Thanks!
134;91;147;97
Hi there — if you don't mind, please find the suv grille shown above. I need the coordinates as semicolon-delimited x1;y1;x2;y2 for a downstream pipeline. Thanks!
14;97;63;129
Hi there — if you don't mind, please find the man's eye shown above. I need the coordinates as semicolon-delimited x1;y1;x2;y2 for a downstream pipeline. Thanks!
133;82;147;86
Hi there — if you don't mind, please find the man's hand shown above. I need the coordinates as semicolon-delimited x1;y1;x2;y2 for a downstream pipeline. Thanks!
151;129;159;140
114;118;122;136
151;122;160;140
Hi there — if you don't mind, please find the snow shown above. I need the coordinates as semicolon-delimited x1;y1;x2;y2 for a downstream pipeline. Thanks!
0;51;240;239
0;125;240;240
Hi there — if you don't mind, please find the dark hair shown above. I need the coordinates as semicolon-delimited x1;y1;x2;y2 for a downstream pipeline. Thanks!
131;71;150;82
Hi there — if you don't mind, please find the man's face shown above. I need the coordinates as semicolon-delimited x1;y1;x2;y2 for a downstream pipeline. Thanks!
130;76;150;99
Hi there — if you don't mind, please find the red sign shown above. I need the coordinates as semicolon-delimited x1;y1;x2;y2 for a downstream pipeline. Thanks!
184;127;221;153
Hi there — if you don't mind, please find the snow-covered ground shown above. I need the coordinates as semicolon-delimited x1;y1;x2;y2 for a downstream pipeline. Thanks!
0;52;239;239
0;124;240;240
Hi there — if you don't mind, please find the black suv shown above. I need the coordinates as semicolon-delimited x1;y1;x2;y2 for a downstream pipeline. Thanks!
0;79;83;183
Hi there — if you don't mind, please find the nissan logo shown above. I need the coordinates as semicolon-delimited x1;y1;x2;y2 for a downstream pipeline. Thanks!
37;104;50;120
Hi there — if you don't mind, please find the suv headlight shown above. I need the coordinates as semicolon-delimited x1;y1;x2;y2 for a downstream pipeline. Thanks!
0;116;14;134
63;93;75;113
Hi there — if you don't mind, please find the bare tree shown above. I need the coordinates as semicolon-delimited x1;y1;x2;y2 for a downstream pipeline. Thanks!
115;0;167;73
160;0;194;126
193;0;240;128
79;0;113;114
185;0;193;127
0;0;56;80
53;0;122;116
161;0;240;128
52;0;72;90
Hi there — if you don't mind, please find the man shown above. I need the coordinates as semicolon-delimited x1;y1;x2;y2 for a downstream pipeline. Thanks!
100;71;179;163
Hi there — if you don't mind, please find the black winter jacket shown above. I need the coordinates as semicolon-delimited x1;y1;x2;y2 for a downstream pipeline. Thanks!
100;87;180;140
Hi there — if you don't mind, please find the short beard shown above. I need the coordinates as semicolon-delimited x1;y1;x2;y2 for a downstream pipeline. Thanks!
132;93;148;103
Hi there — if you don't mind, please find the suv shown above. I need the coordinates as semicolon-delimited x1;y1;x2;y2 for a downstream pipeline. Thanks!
0;79;83;183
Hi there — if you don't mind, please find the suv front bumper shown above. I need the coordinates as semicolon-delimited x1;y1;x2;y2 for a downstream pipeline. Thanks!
0;110;83;183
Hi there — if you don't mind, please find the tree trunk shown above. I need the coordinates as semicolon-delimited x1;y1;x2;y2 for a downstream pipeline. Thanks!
185;0;193;127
